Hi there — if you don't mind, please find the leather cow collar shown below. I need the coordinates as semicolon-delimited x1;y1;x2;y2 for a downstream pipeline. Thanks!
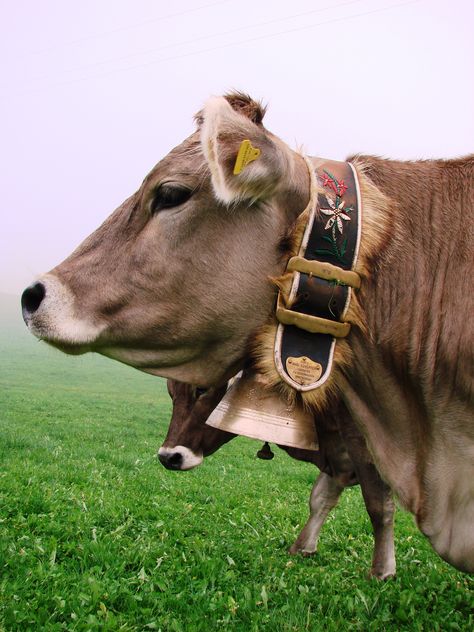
274;158;362;392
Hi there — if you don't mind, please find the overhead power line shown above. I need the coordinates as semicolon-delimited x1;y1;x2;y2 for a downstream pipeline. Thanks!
32;0;232;54
43;0;366;78
20;0;421;95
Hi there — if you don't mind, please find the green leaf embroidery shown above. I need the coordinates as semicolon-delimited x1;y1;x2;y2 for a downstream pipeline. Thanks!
340;238;348;258
314;248;335;257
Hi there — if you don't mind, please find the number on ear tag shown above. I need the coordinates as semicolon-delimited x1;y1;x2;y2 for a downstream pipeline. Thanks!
233;140;261;175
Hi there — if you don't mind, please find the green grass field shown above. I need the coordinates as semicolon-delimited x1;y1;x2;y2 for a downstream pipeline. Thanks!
1;293;473;631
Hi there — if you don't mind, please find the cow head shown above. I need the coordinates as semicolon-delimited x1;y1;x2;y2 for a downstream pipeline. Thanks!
22;93;310;386
158;380;233;470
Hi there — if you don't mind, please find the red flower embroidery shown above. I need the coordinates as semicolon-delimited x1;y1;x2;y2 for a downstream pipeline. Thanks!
322;172;348;196
337;180;348;196
322;173;334;189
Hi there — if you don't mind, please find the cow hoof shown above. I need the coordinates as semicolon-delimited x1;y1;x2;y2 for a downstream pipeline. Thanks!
288;545;316;557
368;568;396;581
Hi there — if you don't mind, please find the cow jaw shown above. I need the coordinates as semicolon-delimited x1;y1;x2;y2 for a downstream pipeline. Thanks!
98;344;242;387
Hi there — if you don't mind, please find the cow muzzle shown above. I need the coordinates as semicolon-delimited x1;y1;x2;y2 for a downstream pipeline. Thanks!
21;274;105;352
158;446;204;471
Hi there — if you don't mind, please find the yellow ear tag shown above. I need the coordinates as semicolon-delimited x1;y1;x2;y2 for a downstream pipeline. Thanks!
233;139;261;175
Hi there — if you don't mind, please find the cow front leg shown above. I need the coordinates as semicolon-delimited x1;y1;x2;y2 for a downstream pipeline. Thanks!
288;472;343;556
357;463;396;580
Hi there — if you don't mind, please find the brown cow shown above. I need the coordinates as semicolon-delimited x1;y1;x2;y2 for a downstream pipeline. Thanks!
22;93;474;572
160;380;396;579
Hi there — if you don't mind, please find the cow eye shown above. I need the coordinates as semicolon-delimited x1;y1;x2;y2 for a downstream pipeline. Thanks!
151;185;192;214
194;387;208;398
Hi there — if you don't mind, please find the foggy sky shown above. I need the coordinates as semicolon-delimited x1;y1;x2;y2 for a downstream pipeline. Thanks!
1;0;473;296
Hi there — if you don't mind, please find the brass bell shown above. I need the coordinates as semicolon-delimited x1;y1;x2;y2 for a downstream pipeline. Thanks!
205;370;318;450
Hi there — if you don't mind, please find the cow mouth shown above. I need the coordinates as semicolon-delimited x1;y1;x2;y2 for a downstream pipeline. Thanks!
44;339;90;355
24;318;95;356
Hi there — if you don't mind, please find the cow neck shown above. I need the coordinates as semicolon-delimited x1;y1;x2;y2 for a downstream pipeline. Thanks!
252;156;364;414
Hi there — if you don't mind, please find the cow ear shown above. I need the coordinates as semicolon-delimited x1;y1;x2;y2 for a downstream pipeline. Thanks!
199;95;291;204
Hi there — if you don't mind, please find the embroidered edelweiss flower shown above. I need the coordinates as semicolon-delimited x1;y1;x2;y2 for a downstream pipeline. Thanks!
320;196;351;233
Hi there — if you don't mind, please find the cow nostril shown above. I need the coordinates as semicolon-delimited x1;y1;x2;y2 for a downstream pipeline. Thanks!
158;451;183;470
21;282;46;315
